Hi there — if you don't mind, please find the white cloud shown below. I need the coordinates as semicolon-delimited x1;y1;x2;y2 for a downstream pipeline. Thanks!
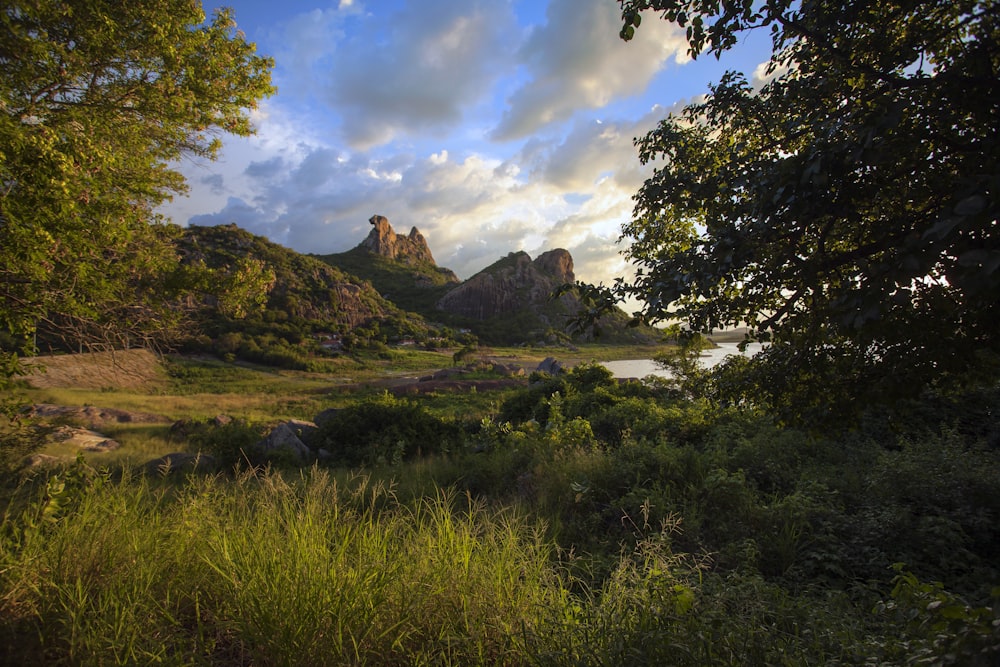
179;125;645;287
162;0;743;298
492;0;689;140
297;0;520;149
750;59;788;89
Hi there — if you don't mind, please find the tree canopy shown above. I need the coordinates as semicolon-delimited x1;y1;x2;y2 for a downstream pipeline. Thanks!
0;0;274;362
609;0;1000;422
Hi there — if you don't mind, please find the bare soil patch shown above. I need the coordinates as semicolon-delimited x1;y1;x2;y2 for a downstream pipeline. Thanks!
22;349;165;390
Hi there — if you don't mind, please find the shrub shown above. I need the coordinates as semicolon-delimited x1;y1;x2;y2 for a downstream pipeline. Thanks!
187;418;269;469
315;392;463;466
872;565;1000;666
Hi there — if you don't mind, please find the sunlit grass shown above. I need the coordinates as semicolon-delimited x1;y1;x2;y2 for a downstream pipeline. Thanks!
0;467;561;665
5;349;996;665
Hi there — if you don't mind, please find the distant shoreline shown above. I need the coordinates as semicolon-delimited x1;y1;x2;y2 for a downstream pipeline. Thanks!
706;328;751;344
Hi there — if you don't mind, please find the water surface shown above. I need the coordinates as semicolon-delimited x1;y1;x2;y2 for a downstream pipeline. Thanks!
601;342;764;379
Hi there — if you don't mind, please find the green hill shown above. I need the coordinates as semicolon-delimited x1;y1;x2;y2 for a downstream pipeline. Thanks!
178;224;434;367
316;245;457;316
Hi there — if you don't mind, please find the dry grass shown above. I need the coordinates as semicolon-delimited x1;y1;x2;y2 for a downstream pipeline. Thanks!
22;349;166;391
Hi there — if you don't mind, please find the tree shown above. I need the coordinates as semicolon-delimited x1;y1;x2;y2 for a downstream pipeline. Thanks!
607;0;1000;422
0;0;274;367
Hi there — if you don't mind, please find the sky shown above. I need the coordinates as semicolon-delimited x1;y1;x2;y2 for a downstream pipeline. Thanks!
162;0;774;291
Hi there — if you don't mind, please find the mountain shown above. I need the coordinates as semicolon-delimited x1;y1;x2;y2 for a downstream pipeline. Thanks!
436;249;657;345
318;215;659;345
316;215;459;316
360;215;454;274
437;249;574;320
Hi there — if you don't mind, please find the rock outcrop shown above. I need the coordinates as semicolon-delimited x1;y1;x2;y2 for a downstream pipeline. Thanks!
30;403;171;427
49;426;121;452
533;249;575;285
252;420;317;463
435;249;576;321
362;215;439;266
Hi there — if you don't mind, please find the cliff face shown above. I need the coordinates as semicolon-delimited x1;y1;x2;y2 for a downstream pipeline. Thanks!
361;215;439;266
436;249;576;321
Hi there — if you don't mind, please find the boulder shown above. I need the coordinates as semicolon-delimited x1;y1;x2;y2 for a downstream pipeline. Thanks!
254;422;311;462
493;363;525;377
30;403;171;428
536;357;563;375
50;425;120;451
285;419;318;446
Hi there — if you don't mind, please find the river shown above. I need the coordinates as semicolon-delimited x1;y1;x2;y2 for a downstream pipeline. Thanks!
600;342;764;379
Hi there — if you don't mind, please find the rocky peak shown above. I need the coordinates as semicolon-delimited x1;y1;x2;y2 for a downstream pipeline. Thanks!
534;249;574;284
361;214;436;265
436;248;578;321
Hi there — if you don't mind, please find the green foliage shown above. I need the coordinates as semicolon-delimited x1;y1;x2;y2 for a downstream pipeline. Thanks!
527;544;867;665
0;1;274;359
0;469;559;665
610;0;1000;423
185;418;269;469
873;566;1000;666
499;362;617;424
316;393;463;466
215;257;277;320
3;357;1000;664
469;374;1000;604
452;344;479;365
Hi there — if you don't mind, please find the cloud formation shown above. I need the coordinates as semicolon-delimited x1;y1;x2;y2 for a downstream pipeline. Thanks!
186;105;660;286
170;0;773;297
492;0;689;140
274;0;518;149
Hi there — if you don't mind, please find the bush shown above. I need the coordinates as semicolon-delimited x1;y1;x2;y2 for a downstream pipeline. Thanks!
186;418;269;468
315;393;463;466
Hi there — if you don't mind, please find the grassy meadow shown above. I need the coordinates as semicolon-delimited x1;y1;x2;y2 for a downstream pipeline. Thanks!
2;346;999;665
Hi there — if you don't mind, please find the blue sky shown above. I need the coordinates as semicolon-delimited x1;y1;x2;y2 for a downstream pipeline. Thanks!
163;0;774;288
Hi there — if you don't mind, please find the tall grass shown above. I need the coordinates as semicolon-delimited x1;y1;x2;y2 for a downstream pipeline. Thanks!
3;450;991;665
8;353;1000;665
0;465;559;665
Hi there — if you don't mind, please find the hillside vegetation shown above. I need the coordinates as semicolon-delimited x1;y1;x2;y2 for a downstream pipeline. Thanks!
318;246;457;316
